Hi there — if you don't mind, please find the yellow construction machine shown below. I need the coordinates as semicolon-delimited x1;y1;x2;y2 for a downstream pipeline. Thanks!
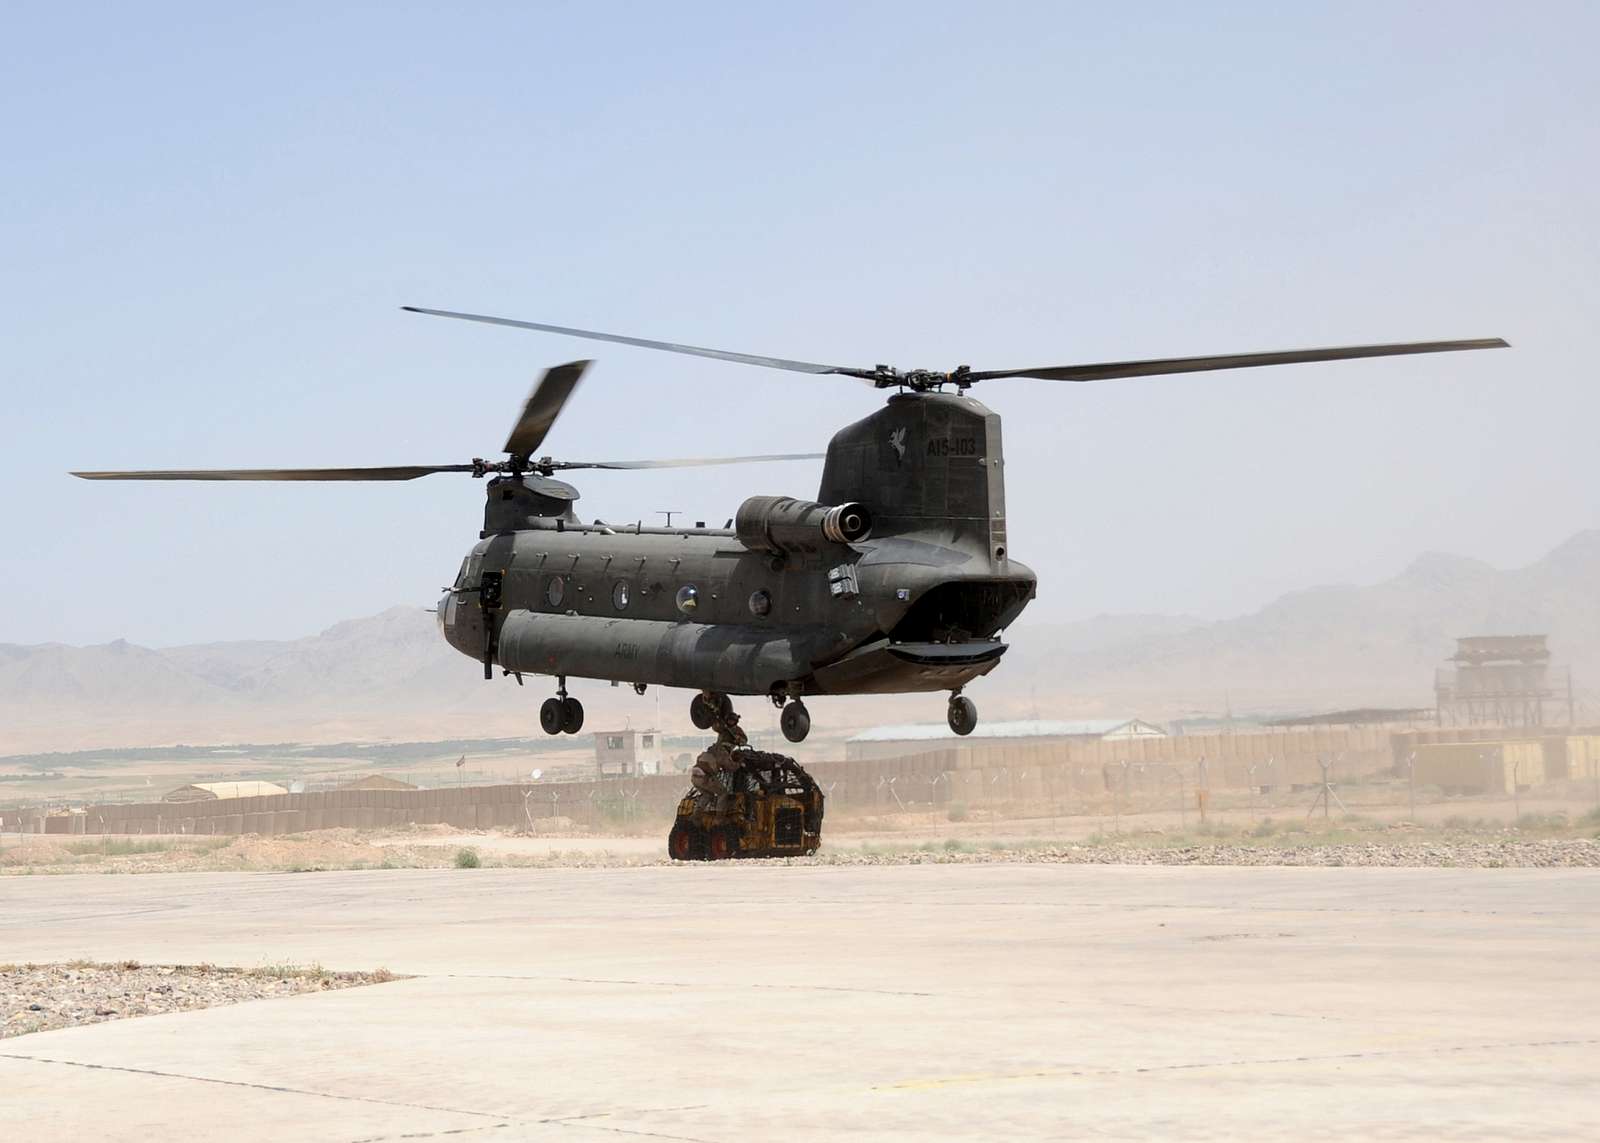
668;750;823;860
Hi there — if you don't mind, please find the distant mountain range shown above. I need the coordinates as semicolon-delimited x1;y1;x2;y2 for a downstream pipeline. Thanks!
1004;529;1600;715
3;530;1596;752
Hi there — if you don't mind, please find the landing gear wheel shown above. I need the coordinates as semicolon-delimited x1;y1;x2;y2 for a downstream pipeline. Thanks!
539;698;564;735
708;827;739;861
948;695;978;736
780;701;811;744
691;692;735;732
668;822;698;861
560;697;585;734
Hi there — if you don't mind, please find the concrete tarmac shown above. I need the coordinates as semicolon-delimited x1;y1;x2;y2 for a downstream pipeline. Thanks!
3;863;1597;1140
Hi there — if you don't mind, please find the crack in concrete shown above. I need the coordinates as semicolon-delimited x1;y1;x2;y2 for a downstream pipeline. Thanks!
0;1051;507;1120
346;1126;511;1142
2;1054;714;1143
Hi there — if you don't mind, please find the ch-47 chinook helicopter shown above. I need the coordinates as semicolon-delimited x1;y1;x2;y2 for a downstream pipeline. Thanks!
74;308;1506;750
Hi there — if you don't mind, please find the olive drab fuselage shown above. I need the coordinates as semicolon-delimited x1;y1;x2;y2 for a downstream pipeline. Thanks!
438;391;1037;699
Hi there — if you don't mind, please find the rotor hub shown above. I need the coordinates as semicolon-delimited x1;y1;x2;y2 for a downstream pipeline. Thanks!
874;365;975;393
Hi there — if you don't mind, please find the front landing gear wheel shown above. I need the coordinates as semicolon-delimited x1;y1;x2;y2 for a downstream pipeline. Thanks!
948;695;978;736
560;697;585;734
780;701;811;743
539;698;563;735
668;822;699;861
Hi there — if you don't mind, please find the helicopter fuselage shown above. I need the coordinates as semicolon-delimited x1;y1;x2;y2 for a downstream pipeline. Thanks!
438;391;1037;701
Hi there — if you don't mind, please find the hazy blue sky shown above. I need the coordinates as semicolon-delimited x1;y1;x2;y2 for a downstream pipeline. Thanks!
3;2;1596;647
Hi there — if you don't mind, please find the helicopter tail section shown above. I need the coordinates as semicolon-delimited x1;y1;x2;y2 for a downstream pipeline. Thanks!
817;392;1008;562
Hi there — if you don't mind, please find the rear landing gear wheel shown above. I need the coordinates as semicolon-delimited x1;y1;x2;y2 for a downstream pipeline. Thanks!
690;692;734;732
539;698;563;735
780;701;811;744
948;695;978;736
560;697;585;735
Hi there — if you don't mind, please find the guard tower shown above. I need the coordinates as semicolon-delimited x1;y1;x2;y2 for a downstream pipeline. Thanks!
1435;635;1561;727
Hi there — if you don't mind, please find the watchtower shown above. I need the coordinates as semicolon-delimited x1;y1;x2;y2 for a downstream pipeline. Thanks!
1435;635;1563;727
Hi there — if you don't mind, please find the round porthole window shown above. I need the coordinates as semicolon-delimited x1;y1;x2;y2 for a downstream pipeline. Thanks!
612;580;630;610
675;584;699;615
748;589;772;617
546;575;565;608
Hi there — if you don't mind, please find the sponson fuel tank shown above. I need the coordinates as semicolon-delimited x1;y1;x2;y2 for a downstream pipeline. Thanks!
496;610;850;696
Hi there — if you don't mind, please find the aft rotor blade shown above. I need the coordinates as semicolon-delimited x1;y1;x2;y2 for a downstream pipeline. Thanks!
504;360;591;458
551;452;826;471
403;306;878;380
967;338;1509;383
71;466;476;481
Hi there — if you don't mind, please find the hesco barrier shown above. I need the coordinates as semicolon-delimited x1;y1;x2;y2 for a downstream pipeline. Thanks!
1392;727;1600;787
16;778;695;837
1411;742;1545;795
12;724;1580;837
806;723;1398;805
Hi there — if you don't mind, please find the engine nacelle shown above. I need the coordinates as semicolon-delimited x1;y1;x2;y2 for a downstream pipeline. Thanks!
735;495;872;556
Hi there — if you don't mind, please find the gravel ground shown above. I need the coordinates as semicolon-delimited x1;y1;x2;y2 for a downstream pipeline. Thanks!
817;837;1600;868
1;962;398;1039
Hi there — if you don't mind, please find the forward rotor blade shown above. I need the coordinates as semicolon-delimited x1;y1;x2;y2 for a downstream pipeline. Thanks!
403;306;877;380
550;452;826;471
504;360;591;458
72;466;475;481
967;338;1509;383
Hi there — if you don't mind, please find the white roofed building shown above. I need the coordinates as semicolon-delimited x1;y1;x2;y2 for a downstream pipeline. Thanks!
845;719;1165;762
163;780;288;803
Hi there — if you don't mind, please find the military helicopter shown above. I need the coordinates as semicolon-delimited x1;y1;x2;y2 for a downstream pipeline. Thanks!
75;309;1505;745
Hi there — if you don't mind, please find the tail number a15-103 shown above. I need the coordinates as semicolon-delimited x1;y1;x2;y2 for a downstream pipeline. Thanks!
927;436;978;457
